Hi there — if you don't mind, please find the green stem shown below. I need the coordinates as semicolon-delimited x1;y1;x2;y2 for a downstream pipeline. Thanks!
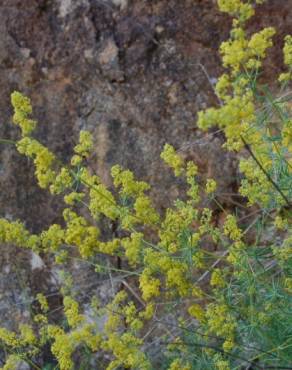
241;135;291;208
0;138;16;145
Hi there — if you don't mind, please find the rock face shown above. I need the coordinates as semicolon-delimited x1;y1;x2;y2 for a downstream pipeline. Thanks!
0;0;291;333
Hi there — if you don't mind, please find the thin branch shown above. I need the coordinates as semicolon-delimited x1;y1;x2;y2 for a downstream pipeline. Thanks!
241;135;291;208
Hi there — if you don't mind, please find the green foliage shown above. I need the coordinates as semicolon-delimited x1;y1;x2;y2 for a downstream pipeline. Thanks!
0;1;292;369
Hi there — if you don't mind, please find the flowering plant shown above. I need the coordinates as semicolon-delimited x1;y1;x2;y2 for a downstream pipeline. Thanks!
0;1;291;369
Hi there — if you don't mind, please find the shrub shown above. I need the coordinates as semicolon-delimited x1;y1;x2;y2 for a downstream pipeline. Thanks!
0;1;291;369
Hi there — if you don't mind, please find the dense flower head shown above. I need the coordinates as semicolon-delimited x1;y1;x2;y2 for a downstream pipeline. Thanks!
63;296;84;328
206;178;217;194
139;268;161;301
11;91;36;136
160;143;184;176
111;164;150;197
218;0;255;22
73;130;93;159
17;137;57;188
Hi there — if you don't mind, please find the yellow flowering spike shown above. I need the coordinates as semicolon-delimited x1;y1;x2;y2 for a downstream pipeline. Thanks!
224;214;242;241
64;191;85;206
210;268;226;288
281;119;292;151
50;332;74;370
34;314;48;325
19;324;37;345
63;296;84;328
186;161;198;177
122;232;143;266
139;303;154;320
41;224;64;252
0;218;39;251
97;238;120;255
17;137;57;188
206;303;236;350
73;130;93;159
139;268;161;301
168;359;191;370
134;195;160;226
105;332;150;370
63;209;100;258
283;35;292;67
50;167;73;194
274;215;288;230
215;73;231;100
218;0;267;23
11;91;36;136
161;144;184;176
2;355;21;370
188;303;205;322
206;178;217;194
0;327;21;347
111;165;150;197
88;183;119;220
36;293;49;312
248;27;276;58
214;356;231;370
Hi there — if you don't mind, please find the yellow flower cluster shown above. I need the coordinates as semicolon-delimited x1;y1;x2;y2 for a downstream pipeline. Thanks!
273;235;292;266
11;91;36;136
48;327;74;370
111;165;160;226
17;137;57;189
63;209;100;258
220;27;275;73
217;0;255;22
223;214;242;241
0;327;21;347
274;215;288;230
122;232;143;266
19;324;37;345
139;267;161;301
47;320;101;370
36;293;49;312
279;35;292;82
0;218;39;251
134;195;160;226
214;355;231;370
72;130;93;165
206;178;217;194
111;165;150;197
63;296;84;328
41;223;65;252
282;119;292;152
160;144;184;176
64;191;85;205
168;359;191;370
206;303;236;352
50;167;73;195
68;165;120;222
188;303;205;322
104;333;150;370
198;92;256;150
0;355;20;370
100;291;150;369
210;268;226;288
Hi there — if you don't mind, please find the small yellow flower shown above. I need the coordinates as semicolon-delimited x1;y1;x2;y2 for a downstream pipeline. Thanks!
206;179;217;194
161;144;184;176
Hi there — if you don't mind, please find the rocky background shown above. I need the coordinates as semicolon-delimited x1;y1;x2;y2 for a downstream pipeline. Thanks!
0;0;291;339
